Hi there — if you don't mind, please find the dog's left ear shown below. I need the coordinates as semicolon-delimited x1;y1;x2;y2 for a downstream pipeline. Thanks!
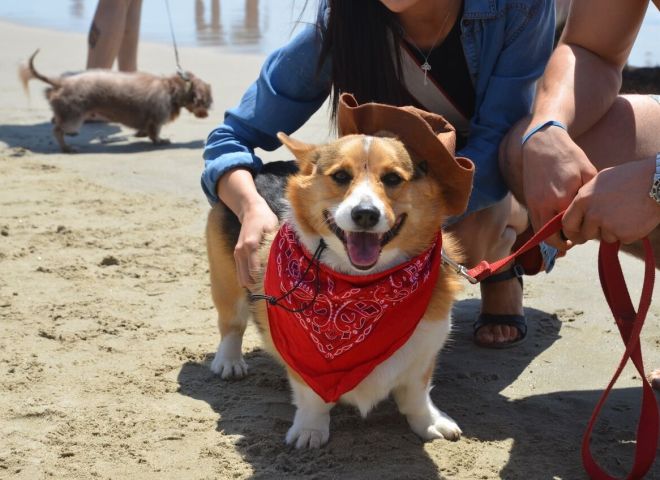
277;132;318;175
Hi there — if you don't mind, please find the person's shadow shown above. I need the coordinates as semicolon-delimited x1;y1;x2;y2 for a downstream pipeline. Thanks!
0;122;204;154
177;300;657;479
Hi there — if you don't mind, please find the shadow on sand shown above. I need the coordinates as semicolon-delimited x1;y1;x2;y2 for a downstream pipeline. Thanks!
177;299;657;479
0;121;205;154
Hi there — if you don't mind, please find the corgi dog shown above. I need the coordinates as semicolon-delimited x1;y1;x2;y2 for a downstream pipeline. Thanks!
205;95;474;449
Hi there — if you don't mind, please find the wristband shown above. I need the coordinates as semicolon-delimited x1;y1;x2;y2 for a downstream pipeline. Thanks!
521;120;568;145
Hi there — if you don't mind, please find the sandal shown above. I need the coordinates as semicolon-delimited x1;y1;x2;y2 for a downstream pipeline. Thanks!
473;264;528;349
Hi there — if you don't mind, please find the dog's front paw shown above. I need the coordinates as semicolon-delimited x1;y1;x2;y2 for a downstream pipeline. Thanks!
210;337;247;379
210;354;247;379
285;414;330;449
407;407;462;442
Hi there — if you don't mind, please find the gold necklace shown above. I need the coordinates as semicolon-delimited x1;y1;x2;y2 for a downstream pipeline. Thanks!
401;6;454;86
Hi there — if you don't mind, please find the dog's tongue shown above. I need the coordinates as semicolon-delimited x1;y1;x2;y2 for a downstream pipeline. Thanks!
345;232;381;269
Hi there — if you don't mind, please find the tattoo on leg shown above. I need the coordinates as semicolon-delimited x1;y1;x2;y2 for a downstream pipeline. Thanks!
88;22;100;48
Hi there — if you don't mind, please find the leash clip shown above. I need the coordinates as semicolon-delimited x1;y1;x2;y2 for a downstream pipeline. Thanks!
441;250;478;284
177;66;190;82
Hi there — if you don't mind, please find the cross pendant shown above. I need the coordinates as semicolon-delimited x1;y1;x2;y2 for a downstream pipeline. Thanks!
421;61;431;86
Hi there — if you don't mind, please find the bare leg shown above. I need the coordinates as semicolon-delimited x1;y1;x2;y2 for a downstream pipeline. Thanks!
447;194;529;346
575;95;660;169
117;0;142;72
503;95;660;257
500;95;660;207
86;0;133;70
500;94;660;376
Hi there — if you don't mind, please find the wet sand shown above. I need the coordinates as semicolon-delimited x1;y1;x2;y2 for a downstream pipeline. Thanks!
0;20;659;480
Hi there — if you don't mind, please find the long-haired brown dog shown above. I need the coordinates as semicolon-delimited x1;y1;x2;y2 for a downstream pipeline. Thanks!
19;50;213;152
206;95;474;448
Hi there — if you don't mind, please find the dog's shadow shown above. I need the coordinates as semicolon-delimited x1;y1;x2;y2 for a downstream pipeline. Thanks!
177;300;655;479
0;122;204;154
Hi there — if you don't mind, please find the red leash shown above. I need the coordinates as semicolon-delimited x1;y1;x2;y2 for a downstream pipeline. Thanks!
465;212;659;479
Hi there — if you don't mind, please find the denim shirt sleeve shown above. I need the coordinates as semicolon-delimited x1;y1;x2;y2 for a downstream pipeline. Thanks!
201;23;332;203
458;0;554;214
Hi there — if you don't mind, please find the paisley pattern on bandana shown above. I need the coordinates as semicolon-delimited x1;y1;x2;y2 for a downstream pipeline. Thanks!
264;223;443;403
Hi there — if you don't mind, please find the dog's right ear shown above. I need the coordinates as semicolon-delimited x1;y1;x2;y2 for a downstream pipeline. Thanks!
277;132;318;175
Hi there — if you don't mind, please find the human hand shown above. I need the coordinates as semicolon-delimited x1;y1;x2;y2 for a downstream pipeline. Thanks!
563;157;660;245
522;126;597;250
234;198;279;287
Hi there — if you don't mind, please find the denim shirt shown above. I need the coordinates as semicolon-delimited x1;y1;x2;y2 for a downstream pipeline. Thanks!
202;0;554;214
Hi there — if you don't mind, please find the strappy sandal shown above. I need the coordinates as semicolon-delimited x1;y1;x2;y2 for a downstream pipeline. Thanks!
473;264;528;349
473;227;561;349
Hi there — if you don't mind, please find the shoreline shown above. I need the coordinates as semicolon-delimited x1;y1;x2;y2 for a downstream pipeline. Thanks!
0;16;270;57
0;19;658;480
2;4;660;67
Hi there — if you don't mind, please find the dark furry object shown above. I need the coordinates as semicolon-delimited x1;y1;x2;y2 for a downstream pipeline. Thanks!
19;50;213;152
621;66;660;94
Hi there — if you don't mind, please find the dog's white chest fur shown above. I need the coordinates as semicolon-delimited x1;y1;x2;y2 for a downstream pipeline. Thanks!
340;318;451;416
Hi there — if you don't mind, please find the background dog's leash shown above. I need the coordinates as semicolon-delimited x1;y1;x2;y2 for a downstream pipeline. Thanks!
164;0;190;82
460;212;659;479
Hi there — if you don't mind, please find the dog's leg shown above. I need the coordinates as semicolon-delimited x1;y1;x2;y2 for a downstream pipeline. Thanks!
147;123;170;145
53;124;76;153
50;98;82;153
207;205;248;379
392;364;462;441
211;297;249;379
286;377;333;449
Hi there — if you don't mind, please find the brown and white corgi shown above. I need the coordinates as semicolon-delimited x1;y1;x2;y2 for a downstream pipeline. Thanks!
206;95;474;449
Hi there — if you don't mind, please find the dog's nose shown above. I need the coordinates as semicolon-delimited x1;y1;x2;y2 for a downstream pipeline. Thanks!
351;204;380;229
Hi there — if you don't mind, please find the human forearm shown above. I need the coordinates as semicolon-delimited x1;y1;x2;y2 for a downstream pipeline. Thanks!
530;0;648;136
217;168;267;221
216;167;279;287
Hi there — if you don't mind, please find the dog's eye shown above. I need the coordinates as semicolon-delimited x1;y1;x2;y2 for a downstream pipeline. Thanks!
331;170;352;185
381;172;403;187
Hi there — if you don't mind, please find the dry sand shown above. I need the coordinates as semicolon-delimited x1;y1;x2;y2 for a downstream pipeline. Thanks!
0;20;658;480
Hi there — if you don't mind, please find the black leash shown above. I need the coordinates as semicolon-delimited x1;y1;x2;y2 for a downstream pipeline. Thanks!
164;0;190;81
249;239;327;313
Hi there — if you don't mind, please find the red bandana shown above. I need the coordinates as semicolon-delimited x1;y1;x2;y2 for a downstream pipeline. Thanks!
264;223;443;403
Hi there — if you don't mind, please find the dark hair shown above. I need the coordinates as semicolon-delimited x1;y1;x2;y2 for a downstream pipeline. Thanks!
315;0;407;121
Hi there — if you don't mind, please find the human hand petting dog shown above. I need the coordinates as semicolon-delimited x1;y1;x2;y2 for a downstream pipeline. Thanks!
563;157;660;245
235;200;279;287
522;126;597;250
216;167;279;287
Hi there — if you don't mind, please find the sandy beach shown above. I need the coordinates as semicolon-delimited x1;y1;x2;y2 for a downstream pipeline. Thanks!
0;19;659;480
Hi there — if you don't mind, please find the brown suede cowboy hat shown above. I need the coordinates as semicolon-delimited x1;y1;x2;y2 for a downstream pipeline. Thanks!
337;93;474;217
